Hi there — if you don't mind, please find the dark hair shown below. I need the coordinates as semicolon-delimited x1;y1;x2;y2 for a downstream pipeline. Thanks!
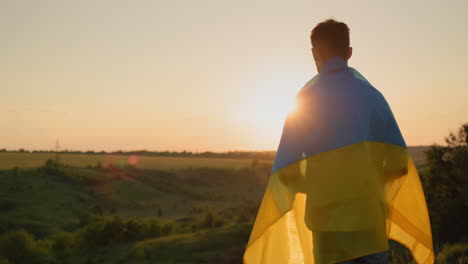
310;19;350;60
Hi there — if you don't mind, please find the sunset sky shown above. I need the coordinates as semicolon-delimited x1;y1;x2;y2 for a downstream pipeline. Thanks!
1;0;467;152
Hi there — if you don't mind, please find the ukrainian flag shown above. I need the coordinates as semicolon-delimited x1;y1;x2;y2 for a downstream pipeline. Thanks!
243;64;434;264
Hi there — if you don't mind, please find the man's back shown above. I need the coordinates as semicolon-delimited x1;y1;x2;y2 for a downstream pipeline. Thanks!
274;57;406;263
243;19;434;264
274;56;406;177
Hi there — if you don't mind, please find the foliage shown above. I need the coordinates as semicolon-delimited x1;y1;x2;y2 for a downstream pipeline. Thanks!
50;232;74;261
421;123;468;245
3;135;464;263
435;243;468;264
0;230;50;264
39;159;64;176
124;223;252;264
199;209;225;228
74;215;178;248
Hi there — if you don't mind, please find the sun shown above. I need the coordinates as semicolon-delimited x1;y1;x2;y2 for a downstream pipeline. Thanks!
248;91;297;130
236;77;299;141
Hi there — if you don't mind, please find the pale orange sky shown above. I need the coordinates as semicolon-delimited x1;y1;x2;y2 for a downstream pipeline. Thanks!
1;0;467;152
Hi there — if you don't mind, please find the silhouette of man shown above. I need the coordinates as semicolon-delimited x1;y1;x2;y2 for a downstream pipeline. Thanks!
309;19;389;264
243;18;434;264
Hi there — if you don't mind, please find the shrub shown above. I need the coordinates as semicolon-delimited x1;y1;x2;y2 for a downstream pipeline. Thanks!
50;232;74;259
142;218;161;237
40;159;63;176
200;209;225;228
436;243;468;264
161;222;174;236
74;215;179;248
422;123;468;244
0;230;50;264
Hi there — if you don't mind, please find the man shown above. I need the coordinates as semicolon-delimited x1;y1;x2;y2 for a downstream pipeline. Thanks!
243;19;434;264
308;19;387;264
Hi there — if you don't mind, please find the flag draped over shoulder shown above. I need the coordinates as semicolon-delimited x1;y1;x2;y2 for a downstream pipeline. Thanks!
243;61;434;264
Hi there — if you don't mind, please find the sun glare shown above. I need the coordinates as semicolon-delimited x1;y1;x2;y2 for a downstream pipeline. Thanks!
250;91;297;129
236;75;300;142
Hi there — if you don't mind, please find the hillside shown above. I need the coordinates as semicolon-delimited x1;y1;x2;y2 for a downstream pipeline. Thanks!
0;147;434;263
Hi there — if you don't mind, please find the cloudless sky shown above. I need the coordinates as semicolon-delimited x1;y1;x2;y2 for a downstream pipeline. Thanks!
1;0;467;152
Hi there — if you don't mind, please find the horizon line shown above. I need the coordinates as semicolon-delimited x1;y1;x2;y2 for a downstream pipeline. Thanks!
0;145;433;154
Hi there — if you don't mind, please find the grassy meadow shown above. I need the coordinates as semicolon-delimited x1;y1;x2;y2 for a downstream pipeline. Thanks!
0;151;272;264
0;152;273;171
0;146;466;264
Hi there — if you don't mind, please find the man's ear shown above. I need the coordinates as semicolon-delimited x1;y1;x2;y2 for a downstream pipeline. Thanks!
347;47;353;60
312;47;319;62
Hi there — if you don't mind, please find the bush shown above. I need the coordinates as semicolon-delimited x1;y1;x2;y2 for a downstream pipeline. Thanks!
39;159;64;177
0;230;50;264
161;222;175;236
74;215;178;248
142;218;161;237
200;209;225;228
435;243;468;264
50;232;74;257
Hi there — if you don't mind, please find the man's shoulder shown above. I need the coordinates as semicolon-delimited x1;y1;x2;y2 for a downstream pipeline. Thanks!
346;67;388;103
297;74;321;96
296;68;388;105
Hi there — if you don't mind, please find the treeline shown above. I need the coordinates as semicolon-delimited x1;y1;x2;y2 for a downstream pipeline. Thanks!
0;148;276;160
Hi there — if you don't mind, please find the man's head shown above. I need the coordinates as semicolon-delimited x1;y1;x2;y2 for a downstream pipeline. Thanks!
310;19;352;72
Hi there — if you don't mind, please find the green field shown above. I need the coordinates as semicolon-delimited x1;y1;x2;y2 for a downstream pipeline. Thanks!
0;146;427;171
1;147;453;264
0;152;273;171
0;152;271;264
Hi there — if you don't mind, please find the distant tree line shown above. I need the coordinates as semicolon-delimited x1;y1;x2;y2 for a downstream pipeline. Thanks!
0;148;276;160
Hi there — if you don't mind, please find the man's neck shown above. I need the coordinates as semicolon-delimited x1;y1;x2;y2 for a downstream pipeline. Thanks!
317;57;348;74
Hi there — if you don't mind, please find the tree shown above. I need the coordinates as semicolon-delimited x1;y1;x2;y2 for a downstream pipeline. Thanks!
41;159;63;176
422;123;468;245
